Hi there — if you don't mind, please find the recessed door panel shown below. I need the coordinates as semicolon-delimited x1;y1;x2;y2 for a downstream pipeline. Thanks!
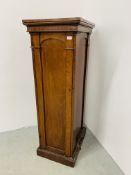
40;34;66;151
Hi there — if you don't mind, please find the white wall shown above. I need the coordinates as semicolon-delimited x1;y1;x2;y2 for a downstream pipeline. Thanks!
0;0;130;174
84;1;131;175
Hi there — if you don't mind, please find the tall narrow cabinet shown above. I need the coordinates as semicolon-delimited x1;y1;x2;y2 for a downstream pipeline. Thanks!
22;17;95;167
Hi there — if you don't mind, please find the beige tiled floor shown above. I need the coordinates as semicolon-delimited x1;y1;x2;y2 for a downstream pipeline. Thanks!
0;126;124;175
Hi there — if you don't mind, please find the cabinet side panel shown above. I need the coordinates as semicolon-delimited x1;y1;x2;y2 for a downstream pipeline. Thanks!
73;33;87;149
40;34;66;151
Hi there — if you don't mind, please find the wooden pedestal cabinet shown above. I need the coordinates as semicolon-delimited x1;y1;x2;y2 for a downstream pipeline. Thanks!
22;17;94;167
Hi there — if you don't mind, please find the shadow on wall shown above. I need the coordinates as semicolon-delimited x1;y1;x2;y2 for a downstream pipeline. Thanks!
84;29;120;141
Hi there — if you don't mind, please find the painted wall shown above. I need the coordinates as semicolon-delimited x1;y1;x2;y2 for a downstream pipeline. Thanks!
0;0;130;174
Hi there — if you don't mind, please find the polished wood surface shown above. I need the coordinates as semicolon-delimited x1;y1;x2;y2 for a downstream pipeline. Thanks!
73;33;87;149
23;17;95;167
41;33;66;152
22;17;95;28
22;17;95;33
31;33;46;149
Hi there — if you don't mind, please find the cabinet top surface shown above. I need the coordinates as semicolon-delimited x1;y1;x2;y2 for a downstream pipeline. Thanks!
22;17;95;29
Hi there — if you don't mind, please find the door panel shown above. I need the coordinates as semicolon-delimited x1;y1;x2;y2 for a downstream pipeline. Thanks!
40;34;66;151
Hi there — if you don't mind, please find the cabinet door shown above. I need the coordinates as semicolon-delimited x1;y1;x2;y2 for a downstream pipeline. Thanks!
40;33;74;156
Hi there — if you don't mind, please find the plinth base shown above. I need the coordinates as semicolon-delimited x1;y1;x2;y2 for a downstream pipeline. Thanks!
37;127;86;167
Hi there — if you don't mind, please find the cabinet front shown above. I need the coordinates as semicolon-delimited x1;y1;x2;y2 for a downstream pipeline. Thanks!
32;33;74;156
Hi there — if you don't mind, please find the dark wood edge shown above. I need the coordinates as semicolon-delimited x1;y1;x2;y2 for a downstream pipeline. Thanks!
25;25;93;33
37;127;86;167
22;17;95;29
37;148;75;167
81;34;90;127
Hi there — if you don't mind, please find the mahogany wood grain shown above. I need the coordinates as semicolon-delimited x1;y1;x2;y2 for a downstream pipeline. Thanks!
64;34;74;156
72;33;87;150
40;33;66;152
22;17;95;28
31;33;46;148
23;17;95;167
